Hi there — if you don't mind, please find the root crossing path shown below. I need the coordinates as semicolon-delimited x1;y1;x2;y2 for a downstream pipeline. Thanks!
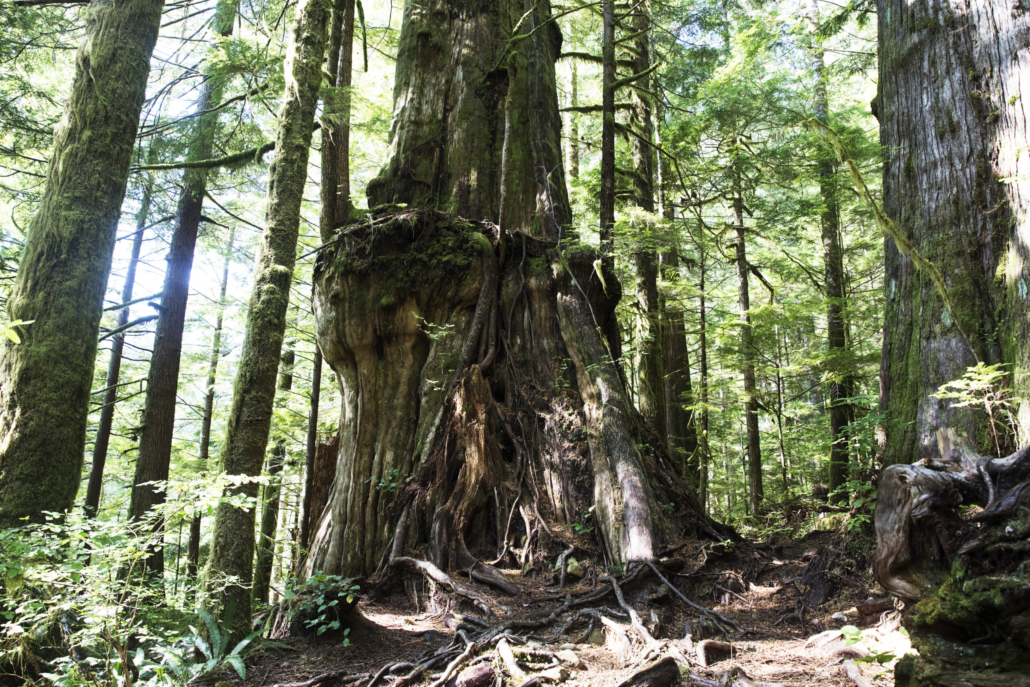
229;535;906;687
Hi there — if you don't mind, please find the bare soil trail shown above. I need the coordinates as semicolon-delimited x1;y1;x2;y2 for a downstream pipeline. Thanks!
222;531;906;687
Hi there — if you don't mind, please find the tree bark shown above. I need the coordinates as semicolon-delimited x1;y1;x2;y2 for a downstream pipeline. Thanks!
697;245;711;509
733;184;762;513
808;0;851;501
299;346;321;553
253;441;285;604
204;0;329;641
319;0;356;241
188;227;236;581
85;184;151;518
599;0;616;259
629;5;666;446
567;60;580;179
254;341;296;602
130;0;239;576
877;0;1030;464
303;0;711;577
0;0;164;528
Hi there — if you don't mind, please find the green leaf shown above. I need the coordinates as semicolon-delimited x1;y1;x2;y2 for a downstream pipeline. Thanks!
225;655;246;680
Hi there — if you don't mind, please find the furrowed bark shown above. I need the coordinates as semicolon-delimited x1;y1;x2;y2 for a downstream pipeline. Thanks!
131;0;240;576
877;0;1030;464
204;0;329;641
85;183;151;518
0;0;164;527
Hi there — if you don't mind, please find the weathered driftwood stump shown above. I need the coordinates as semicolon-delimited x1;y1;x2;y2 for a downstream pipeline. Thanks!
873;429;1030;685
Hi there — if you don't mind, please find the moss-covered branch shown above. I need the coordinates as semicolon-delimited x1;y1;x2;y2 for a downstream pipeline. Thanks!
612;62;659;90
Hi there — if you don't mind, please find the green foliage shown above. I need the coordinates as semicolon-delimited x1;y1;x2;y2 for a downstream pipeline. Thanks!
282;573;359;639
932;363;1025;454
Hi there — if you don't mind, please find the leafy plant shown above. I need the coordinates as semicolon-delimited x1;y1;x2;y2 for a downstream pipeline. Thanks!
932;362;1025;455
571;505;595;535
282;572;359;638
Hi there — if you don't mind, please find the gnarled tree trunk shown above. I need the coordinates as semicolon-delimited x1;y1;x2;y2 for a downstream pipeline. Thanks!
305;0;724;582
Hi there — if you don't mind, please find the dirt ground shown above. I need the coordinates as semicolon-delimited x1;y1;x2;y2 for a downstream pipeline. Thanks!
227;531;907;687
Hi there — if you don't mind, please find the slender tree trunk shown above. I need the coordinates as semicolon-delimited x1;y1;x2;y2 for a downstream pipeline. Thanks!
697;244;710;510
204;1;329;641
254;337;295;603
774;325;789;494
319;0;356;241
131;1;240;575
567;60;580;180
808;0;851;501
0;0;164;527
877;0;1030;464
299;346;321;552
733;179;762;513
187;227;236;581
85;186;151;518
599;0;616;259
629;5;666;444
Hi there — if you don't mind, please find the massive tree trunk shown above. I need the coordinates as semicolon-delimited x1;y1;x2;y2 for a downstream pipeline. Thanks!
85;187;151;518
204;0;329;641
0;0;164;528
131;0;239;575
877;0;1030;465
305;0;724;582
874;0;1030;681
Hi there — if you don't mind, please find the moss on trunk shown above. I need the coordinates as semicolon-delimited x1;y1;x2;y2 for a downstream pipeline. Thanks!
204;0;329;642
0;0;164;528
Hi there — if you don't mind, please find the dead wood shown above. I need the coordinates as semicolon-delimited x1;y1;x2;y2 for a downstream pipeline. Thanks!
842;660;873;687
614;657;679;687
855;598;891;616
873;429;1030;600
695;640;733;667
446;663;494;687
685;666;781;687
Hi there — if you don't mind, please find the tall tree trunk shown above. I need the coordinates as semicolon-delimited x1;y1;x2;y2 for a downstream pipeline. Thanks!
733;180;762;513
254;337;295;603
808;0;851;501
599;0;616;259
629;5;666;444
567;60;580;180
299;347;321;553
85;185;151;518
187;227;236;581
0;0;164;528
877;0;1030;465
697;244;710;509
204;0;329;641
131;1;240;576
319;0;356;241
304;0;714;578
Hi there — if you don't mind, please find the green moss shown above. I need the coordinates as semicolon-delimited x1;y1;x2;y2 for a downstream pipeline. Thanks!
325;210;488;292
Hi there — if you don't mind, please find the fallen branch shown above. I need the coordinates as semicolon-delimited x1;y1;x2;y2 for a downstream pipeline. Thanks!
428;634;478;687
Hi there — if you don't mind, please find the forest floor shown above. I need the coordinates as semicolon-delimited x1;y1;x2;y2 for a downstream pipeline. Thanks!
227;530;907;687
